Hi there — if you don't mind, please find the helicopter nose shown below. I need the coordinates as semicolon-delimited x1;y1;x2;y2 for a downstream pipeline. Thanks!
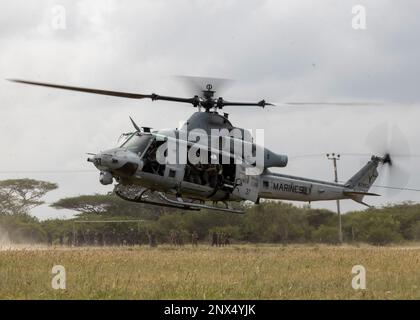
87;152;115;170
87;149;143;175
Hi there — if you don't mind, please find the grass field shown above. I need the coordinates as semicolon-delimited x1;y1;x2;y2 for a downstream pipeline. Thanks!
0;244;419;299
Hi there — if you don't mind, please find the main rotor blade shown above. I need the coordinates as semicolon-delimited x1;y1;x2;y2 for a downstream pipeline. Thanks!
219;99;275;108
7;79;196;104
280;102;383;106
8;79;151;99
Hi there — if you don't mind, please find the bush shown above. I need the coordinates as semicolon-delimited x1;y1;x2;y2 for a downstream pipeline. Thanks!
409;221;420;241
367;226;401;246
312;225;339;244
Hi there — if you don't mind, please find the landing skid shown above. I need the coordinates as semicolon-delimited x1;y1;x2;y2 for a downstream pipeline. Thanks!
157;193;244;214
114;184;200;211
114;184;244;214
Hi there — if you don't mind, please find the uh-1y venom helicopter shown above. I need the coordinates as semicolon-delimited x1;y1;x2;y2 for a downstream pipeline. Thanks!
9;78;392;213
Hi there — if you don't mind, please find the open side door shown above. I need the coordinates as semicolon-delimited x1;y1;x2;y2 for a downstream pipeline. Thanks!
232;164;259;202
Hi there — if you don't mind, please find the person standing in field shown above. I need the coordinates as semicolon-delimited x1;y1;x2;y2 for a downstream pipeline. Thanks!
85;229;92;246
169;230;176;246
211;231;218;246
217;232;224;247
111;228;117;246
77;230;84;247
191;231;199;247
147;231;157;247
128;228;135;246
66;231;73;247
47;232;53;246
224;233;231;246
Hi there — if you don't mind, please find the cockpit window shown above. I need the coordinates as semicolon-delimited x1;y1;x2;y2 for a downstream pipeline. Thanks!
120;133;153;155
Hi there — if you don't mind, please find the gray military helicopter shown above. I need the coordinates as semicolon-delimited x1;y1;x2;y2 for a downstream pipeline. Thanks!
9;78;393;213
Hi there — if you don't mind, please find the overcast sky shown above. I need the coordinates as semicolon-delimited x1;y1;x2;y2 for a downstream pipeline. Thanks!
1;0;420;220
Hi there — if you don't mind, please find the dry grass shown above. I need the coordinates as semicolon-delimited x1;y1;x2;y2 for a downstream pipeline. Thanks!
0;244;419;299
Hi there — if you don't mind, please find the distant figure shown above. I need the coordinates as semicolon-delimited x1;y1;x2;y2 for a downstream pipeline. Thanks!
111;229;117;246
97;232;104;246
92;232;97;246
224;233;231;246
135;230;142;246
191;231;199;247
128;228;135;246
211;232;218;247
66;231;73;247
59;233;64;246
217;232;223;247
147;231;157;247
120;231;126;246
86;229;94;246
170;230;183;246
176;231;184;246
169;230;176;246
47;232;53;246
85;229;91;246
77;231;85;247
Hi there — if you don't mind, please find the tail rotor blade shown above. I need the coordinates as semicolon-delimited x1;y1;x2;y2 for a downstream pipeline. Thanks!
365;123;412;196
365;123;390;157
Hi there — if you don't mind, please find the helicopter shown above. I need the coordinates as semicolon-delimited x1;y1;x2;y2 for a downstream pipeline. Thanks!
9;78;393;213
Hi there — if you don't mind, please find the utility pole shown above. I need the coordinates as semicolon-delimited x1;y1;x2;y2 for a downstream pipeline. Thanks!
326;153;342;244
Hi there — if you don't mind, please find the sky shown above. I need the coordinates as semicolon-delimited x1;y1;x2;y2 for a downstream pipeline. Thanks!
1;0;420;220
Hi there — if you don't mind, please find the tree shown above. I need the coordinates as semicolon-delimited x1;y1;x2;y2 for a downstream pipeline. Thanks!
367;226;401;246
0;179;58;215
241;201;309;243
313;225;339;244
409;221;420;241
51;193;163;220
51;194;112;215
306;209;336;229
344;209;402;245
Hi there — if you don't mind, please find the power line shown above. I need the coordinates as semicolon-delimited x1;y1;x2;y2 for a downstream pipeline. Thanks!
336;180;420;192
370;185;420;192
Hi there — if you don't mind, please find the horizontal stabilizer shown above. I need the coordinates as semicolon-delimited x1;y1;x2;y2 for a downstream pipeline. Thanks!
343;190;380;197
344;190;379;208
353;199;374;208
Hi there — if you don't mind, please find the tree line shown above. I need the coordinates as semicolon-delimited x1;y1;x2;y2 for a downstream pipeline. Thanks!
1;178;420;246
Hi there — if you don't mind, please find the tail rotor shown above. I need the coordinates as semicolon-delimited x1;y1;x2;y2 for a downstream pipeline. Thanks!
366;123;412;196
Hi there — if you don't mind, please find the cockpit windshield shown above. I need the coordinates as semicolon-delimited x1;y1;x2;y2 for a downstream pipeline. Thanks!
120;133;153;155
